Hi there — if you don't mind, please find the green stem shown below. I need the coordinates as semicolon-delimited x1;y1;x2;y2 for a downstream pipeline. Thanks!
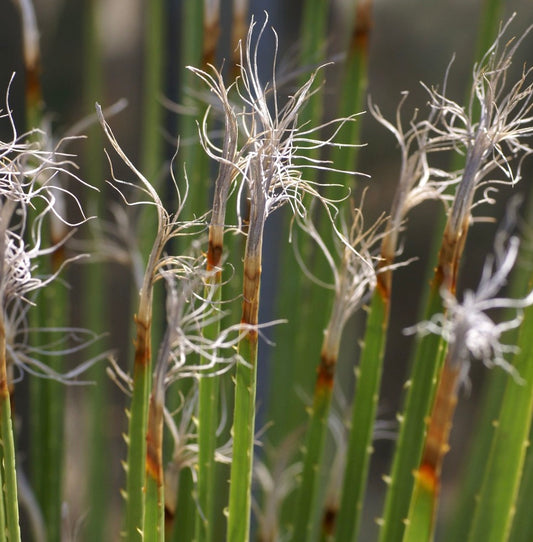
195;278;222;542
467;300;533;542
0;322;20;541
227;333;259;542
334;286;389;542
0;393;20;542
123;316;152;540
377;281;446;542
291;380;333;542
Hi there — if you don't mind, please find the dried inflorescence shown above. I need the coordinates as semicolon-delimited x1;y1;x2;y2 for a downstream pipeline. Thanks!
406;211;533;385
0;79;102;383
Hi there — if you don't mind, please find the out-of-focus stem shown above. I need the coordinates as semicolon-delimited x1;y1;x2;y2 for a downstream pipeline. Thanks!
333;281;389;542
291;280;345;542
0;205;20;541
378;277;446;542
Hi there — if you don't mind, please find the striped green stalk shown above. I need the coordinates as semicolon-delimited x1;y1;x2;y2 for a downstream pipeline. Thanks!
123;313;152;540
37;277;67;542
195;299;221;542
0;447;5;542
190;54;238;541
195;241;224;542
411;2;504;537
377;279;446;542
292;6;373;537
171;468;196;542
334;285;388;542
178;0;208;219
0;204;20;541
0;326;18;542
195;235;225;542
16;1;48;534
227;329;259;542
81;0;108;539
291;297;346;542
444;366;507;541
326;0;372;187
508;421;533;542
268;0;330;452
227;209;265;542
0;390;20;542
140;0;166;355
402;363;461;542
144;391;165;542
467;301;533;542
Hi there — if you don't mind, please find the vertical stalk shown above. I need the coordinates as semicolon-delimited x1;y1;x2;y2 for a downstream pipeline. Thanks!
123;308;152;540
144;392;165;542
291;301;344;542
0;204;20;541
467;301;533;542
227;202;265;542
195;246;222;542
402;364;461;542
82;0;108;538
333;283;389;542
377;279;447;542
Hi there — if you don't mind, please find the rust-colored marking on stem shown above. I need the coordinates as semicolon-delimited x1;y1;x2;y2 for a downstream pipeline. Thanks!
350;0;373;55
203;19;220;67
241;256;261;330
376;252;393;301
133;316;151;369
322;504;338;536
145;396;164;486
0;325;8;398
207;239;223;272
416;463;437;494
414;361;460;513
316;350;337;391
437;220;469;295
25;64;42;114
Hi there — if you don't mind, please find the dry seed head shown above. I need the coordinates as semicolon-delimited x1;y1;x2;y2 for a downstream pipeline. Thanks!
424;18;533;240
231;15;363;233
405;210;533;383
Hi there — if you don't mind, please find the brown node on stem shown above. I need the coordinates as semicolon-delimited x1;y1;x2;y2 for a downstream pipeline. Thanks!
316;350;336;391
350;0;373;55
416;463;438;494
322;504;338;536
25;64;42;113
420;363;460;478
203;18;220;67
207;239;223;271
145;399;164;486
133;315;151;368
241;256;261;327
376;252;393;301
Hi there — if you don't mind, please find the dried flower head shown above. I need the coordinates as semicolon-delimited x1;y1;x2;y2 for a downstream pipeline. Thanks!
369;94;458;266
425;18;533;241
0;81;105;383
406;209;533;383
232;15;362;232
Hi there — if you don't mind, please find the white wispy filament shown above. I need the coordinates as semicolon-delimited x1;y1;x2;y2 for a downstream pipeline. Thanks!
406;225;533;383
